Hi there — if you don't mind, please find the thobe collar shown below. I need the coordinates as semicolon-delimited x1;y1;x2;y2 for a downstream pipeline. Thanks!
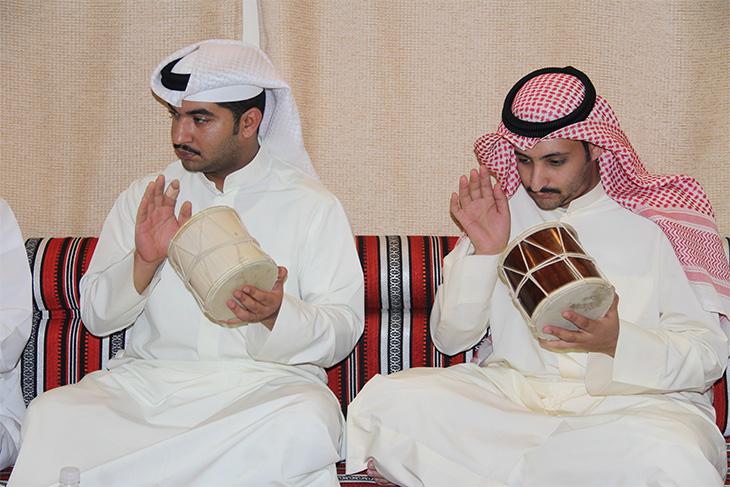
195;144;272;194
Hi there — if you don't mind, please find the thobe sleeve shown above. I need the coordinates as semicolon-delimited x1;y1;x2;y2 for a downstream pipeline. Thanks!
585;234;727;396
0;201;32;373
245;200;364;368
80;181;161;337
429;236;499;355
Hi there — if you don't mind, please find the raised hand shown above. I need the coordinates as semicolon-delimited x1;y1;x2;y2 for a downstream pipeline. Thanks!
450;165;510;255
539;294;620;356
133;175;192;293
225;266;288;330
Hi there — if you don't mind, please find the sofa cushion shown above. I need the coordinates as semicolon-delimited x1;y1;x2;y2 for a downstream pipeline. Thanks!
328;236;477;414
19;236;730;428
7;235;729;487
21;238;126;405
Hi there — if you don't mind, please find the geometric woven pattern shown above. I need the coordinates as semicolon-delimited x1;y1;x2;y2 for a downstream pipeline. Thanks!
3;236;729;486
21;238;126;406
327;235;473;419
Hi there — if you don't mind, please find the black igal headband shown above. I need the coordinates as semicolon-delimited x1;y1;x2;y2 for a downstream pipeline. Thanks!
160;57;190;92
501;66;596;138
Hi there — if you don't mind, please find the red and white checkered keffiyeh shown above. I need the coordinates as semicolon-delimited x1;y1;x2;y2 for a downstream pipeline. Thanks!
474;69;730;321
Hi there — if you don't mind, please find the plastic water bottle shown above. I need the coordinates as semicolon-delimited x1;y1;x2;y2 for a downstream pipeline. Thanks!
59;466;80;487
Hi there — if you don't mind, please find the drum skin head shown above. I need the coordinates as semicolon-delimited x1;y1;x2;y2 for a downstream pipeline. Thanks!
205;259;279;326
531;278;614;341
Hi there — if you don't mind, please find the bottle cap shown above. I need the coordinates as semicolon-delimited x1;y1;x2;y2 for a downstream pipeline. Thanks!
59;466;80;484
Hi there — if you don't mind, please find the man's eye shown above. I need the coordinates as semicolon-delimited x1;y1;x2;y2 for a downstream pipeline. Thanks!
194;117;209;124
517;158;530;165
549;159;566;166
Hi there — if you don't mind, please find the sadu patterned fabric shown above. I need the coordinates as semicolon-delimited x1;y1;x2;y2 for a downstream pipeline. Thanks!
2;236;729;486
6;236;468;486
474;68;730;320
21;238;126;405
327;235;471;419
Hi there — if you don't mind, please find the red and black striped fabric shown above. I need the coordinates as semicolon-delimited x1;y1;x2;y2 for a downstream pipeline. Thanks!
20;238;127;406
2;236;729;487
326;236;476;418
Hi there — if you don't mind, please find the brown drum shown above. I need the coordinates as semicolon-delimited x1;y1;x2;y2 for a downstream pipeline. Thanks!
498;222;614;341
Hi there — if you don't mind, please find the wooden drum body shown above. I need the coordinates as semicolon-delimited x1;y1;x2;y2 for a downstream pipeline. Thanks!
498;222;614;341
167;206;278;326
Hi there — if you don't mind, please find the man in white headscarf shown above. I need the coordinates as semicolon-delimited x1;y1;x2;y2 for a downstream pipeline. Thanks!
10;40;363;487
0;198;32;470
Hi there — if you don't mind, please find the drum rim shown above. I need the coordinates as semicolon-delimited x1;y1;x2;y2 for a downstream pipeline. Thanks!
530;277;614;323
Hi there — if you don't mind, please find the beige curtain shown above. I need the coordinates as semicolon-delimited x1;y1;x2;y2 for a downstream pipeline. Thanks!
260;0;730;236
1;1;728;238
0;1;242;237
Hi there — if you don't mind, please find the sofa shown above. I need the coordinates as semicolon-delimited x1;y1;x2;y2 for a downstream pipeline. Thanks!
1;234;730;486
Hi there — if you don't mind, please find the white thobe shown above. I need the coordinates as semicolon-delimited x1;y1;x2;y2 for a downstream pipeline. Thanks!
0;199;32;469
10;146;364;487
347;184;728;487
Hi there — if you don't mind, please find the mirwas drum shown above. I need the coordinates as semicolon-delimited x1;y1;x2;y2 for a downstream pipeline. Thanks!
167;206;278;326
497;222;614;341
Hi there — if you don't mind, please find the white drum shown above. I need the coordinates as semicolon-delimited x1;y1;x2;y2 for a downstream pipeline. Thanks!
167;206;278;325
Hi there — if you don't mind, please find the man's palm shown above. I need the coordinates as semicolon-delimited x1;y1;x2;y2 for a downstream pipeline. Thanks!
450;167;510;255
135;176;191;266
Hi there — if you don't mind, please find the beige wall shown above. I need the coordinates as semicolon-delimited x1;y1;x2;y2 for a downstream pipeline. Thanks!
1;1;728;238
0;0;242;237
260;0;729;236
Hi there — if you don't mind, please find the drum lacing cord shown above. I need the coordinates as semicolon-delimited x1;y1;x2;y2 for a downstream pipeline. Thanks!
513;253;595;296
178;237;259;282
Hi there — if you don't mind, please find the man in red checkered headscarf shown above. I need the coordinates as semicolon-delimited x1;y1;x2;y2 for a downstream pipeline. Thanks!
347;66;730;486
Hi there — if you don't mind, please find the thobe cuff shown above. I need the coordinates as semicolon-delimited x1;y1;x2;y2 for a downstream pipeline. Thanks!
444;253;499;306
83;251;159;336
115;250;162;301
245;293;331;365
431;249;498;355
585;320;664;395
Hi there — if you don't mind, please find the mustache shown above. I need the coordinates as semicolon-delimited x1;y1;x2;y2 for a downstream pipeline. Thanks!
173;144;201;156
527;187;561;194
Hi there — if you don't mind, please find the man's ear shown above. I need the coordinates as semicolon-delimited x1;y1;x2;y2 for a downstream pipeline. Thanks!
588;143;603;162
238;108;263;139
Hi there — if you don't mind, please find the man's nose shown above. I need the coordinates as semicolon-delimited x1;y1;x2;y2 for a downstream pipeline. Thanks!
529;165;549;192
171;118;193;145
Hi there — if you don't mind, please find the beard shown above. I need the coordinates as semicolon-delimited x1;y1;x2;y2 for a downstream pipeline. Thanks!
175;139;243;177
526;188;566;210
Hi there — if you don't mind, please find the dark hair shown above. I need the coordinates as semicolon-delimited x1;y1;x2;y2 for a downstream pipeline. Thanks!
216;90;266;134
580;140;592;161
